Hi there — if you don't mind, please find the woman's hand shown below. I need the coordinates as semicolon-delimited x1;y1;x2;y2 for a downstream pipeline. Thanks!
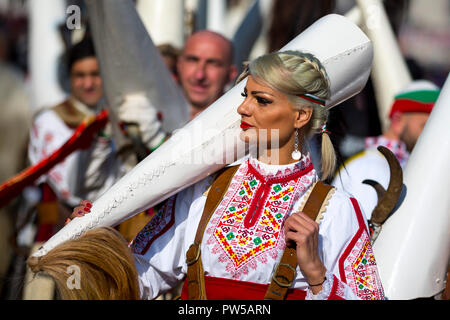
65;200;92;225
284;211;327;294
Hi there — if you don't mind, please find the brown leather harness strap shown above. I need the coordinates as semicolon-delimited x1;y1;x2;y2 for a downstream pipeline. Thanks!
185;165;239;300
186;166;334;300
264;181;334;300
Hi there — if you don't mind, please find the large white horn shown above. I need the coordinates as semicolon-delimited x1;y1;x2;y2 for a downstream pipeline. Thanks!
32;14;373;258
84;0;189;135
28;0;67;113
356;0;412;131
136;0;184;48
372;74;450;299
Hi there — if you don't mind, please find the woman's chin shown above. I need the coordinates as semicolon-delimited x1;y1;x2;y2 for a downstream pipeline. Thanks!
239;128;280;147
239;129;257;143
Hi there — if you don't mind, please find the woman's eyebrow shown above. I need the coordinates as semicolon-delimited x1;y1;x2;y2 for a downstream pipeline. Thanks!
251;90;275;97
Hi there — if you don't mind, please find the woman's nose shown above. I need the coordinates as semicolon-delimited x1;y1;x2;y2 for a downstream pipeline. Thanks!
237;99;252;116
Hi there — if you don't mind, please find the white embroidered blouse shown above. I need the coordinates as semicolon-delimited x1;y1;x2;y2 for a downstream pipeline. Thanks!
131;154;385;300
28;99;122;207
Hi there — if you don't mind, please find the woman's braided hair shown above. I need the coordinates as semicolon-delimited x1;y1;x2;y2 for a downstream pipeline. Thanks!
237;50;336;180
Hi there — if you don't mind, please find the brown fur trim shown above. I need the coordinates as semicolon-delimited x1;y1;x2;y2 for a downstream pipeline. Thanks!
52;100;87;128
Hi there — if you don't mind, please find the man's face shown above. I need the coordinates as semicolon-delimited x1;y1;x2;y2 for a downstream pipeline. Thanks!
70;57;103;108
177;33;235;114
400;112;430;152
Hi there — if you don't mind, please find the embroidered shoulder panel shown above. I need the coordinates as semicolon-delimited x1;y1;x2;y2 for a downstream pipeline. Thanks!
131;196;176;255
339;198;385;300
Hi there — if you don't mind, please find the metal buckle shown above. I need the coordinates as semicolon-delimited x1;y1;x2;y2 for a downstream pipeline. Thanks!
186;243;201;266
272;262;297;288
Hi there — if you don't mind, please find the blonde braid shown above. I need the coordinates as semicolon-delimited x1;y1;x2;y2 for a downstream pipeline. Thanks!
293;54;336;180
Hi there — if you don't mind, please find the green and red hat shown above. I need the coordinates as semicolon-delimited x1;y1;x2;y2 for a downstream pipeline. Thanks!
389;80;440;118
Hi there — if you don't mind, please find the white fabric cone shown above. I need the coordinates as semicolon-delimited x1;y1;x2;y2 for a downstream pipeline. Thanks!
281;14;373;109
373;74;450;299
85;0;190;134
32;14;373;258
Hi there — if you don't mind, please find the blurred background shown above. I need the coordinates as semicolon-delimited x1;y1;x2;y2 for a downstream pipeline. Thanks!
0;0;448;159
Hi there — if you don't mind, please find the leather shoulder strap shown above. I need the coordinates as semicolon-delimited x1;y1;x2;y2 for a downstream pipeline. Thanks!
264;181;334;300
185;165;239;300
303;181;334;221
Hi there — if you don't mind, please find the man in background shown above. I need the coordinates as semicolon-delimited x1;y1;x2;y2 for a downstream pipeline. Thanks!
332;80;441;220
177;30;238;119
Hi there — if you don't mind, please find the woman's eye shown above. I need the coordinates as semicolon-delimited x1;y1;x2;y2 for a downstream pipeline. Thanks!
241;91;247;98
256;97;272;105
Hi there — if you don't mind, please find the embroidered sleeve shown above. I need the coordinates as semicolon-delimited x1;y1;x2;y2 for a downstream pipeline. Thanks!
305;270;335;300
132;194;187;299
131;197;176;255
313;194;385;300
337;198;385;300
131;177;213;299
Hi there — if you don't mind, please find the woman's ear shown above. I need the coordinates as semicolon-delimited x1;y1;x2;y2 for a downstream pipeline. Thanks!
294;106;313;129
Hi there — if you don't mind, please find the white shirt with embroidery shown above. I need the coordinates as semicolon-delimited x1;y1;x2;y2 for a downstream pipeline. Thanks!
27;99;121;206
132;154;385;300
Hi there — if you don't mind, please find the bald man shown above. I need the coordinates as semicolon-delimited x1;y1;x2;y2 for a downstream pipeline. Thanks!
177;30;238;119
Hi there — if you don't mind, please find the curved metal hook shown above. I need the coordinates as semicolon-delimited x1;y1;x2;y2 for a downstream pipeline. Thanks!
364;146;403;226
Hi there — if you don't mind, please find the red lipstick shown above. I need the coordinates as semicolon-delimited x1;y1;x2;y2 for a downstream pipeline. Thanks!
240;121;254;129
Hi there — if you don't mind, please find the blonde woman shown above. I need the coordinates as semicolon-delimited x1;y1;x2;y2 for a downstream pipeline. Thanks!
29;50;385;300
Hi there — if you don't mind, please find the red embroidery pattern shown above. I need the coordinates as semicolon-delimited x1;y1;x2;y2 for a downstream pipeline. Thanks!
339;198;385;300
328;275;346;300
364;135;409;167
131;196;176;255
342;232;384;300
205;158;315;279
